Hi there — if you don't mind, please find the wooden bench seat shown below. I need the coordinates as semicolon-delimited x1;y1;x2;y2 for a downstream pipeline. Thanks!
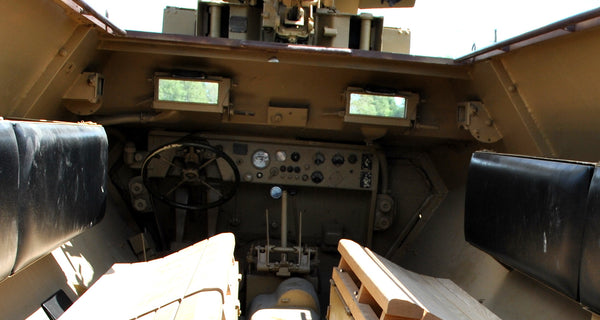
328;239;501;320
60;233;240;320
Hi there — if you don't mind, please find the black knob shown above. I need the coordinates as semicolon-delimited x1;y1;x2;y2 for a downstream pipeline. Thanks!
348;154;358;164
280;165;287;172
314;152;325;165
294;166;301;173
332;153;345;166
291;152;301;162
311;171;324;184
287;165;294;172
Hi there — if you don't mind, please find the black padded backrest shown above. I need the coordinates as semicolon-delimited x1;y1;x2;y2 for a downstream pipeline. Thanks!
9;121;108;274
465;151;592;300
580;169;600;314
0;122;19;280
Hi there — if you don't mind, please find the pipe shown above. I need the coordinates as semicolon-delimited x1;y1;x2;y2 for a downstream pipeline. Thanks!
360;13;373;50
376;149;389;194
209;5;222;38
89;110;177;126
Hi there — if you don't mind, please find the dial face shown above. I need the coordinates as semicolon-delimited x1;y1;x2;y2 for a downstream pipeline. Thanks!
251;150;270;169
275;150;287;162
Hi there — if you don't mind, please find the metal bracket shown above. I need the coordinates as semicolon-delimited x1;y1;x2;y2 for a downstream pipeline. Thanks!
457;101;503;143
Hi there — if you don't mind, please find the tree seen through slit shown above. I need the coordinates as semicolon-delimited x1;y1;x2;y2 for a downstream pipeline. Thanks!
349;93;406;118
158;79;219;104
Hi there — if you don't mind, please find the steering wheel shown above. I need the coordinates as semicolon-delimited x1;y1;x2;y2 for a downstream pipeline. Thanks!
141;141;240;210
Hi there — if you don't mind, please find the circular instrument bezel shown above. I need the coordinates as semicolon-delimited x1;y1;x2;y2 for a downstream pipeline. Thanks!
275;150;287;162
251;149;271;169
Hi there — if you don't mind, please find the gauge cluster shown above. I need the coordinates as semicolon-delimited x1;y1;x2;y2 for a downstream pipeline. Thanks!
206;137;379;191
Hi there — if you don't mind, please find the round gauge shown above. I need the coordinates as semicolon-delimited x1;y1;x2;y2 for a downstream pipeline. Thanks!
275;150;287;162
251;150;270;169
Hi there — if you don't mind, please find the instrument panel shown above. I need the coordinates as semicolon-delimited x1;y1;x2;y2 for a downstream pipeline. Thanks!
207;136;379;191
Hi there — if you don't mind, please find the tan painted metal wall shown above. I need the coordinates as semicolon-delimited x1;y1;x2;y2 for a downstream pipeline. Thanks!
491;26;600;161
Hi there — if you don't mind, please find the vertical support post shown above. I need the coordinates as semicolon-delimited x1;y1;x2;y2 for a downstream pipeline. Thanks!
209;5;222;38
266;209;270;265
298;210;303;262
360;13;373;50
281;190;288;248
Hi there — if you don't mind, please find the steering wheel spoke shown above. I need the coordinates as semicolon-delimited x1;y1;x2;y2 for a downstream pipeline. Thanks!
141;141;240;210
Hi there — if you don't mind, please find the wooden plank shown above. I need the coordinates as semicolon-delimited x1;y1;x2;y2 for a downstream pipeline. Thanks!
61;240;207;319
338;239;424;319
223;261;241;320
136;311;157;320
185;233;236;301
374;255;468;320
329;283;354;320
60;233;239;320
358;285;382;315
366;249;465;320
175;291;223;320
332;267;379;320
420;277;481;320
368;249;501;320
432;278;501;320
154;301;180;320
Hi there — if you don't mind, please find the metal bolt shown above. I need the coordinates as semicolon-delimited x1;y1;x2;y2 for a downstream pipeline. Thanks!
378;217;390;229
134;152;145;162
134;199;147;211
65;62;75;74
58;48;68;57
508;85;516;92
131;182;144;195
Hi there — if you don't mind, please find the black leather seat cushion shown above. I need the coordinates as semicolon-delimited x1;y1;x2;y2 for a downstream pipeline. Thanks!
580;169;600;314
465;151;592;300
0;122;19;280
11;121;108;273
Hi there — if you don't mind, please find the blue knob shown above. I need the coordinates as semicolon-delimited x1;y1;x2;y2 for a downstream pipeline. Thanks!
270;186;283;199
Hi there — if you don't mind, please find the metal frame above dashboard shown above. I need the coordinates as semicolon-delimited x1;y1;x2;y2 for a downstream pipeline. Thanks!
99;31;468;80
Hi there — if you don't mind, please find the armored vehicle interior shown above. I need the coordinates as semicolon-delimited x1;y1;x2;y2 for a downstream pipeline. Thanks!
2;0;600;319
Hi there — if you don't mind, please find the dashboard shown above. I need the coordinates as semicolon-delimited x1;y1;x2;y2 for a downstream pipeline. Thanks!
208;137;379;191
147;132;379;191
